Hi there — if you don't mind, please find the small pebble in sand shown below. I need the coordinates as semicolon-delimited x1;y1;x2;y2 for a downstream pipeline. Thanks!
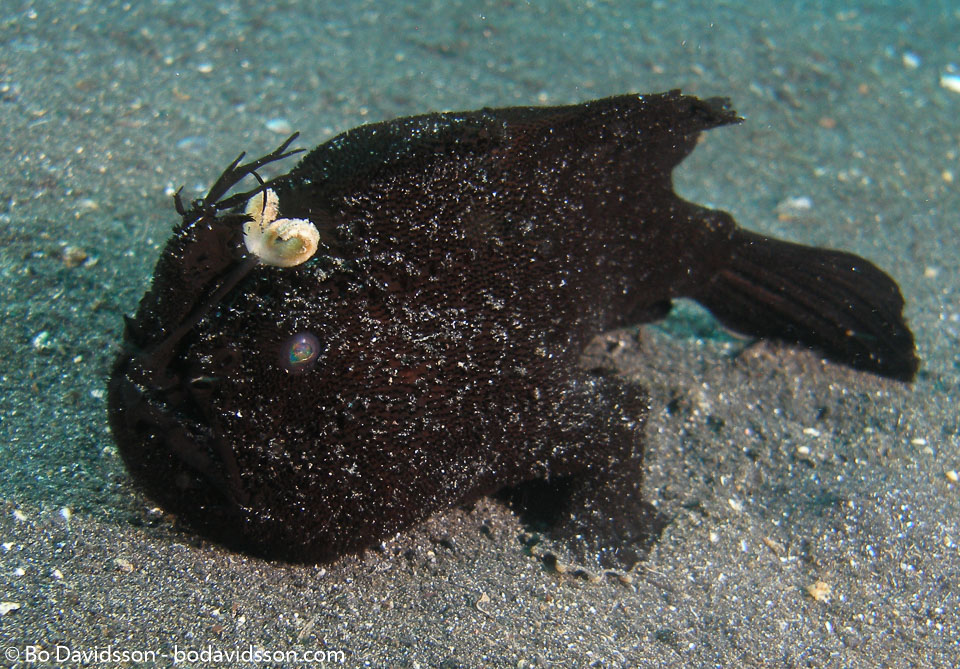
31;332;52;351
266;117;293;135
76;197;99;212
474;592;495;618
780;196;812;211
901;52;921;69
13;509;27;522
114;557;135;573
941;73;960;94
762;536;784;556
776;196;813;221
946;470;958;483
0;602;21;616
62;245;88;268
806;580;832;603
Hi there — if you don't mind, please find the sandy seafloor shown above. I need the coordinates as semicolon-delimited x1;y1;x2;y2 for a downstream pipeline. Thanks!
1;0;958;666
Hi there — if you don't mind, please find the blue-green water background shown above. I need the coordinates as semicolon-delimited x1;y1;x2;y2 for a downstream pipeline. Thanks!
1;1;957;666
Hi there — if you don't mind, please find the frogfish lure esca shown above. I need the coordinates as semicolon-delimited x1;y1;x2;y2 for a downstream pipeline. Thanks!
108;92;917;567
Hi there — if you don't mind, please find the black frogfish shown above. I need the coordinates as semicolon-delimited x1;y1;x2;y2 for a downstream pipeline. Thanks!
108;91;917;566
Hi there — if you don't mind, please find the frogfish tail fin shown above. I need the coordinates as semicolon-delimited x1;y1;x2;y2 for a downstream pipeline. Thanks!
691;228;919;381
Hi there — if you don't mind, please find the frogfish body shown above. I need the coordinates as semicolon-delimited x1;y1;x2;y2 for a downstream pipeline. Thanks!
108;92;917;566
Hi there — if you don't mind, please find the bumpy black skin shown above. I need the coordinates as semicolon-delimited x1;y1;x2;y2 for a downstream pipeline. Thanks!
108;92;917;566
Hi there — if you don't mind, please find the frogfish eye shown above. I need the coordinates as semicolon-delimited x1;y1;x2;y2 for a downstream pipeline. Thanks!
280;332;321;373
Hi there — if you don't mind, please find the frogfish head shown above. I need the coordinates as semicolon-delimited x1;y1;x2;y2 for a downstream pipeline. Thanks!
106;135;350;560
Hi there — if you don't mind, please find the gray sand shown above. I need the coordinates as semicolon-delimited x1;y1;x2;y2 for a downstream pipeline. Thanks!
1;1;958;666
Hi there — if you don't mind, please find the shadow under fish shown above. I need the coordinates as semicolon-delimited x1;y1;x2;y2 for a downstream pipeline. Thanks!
107;91;918;568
